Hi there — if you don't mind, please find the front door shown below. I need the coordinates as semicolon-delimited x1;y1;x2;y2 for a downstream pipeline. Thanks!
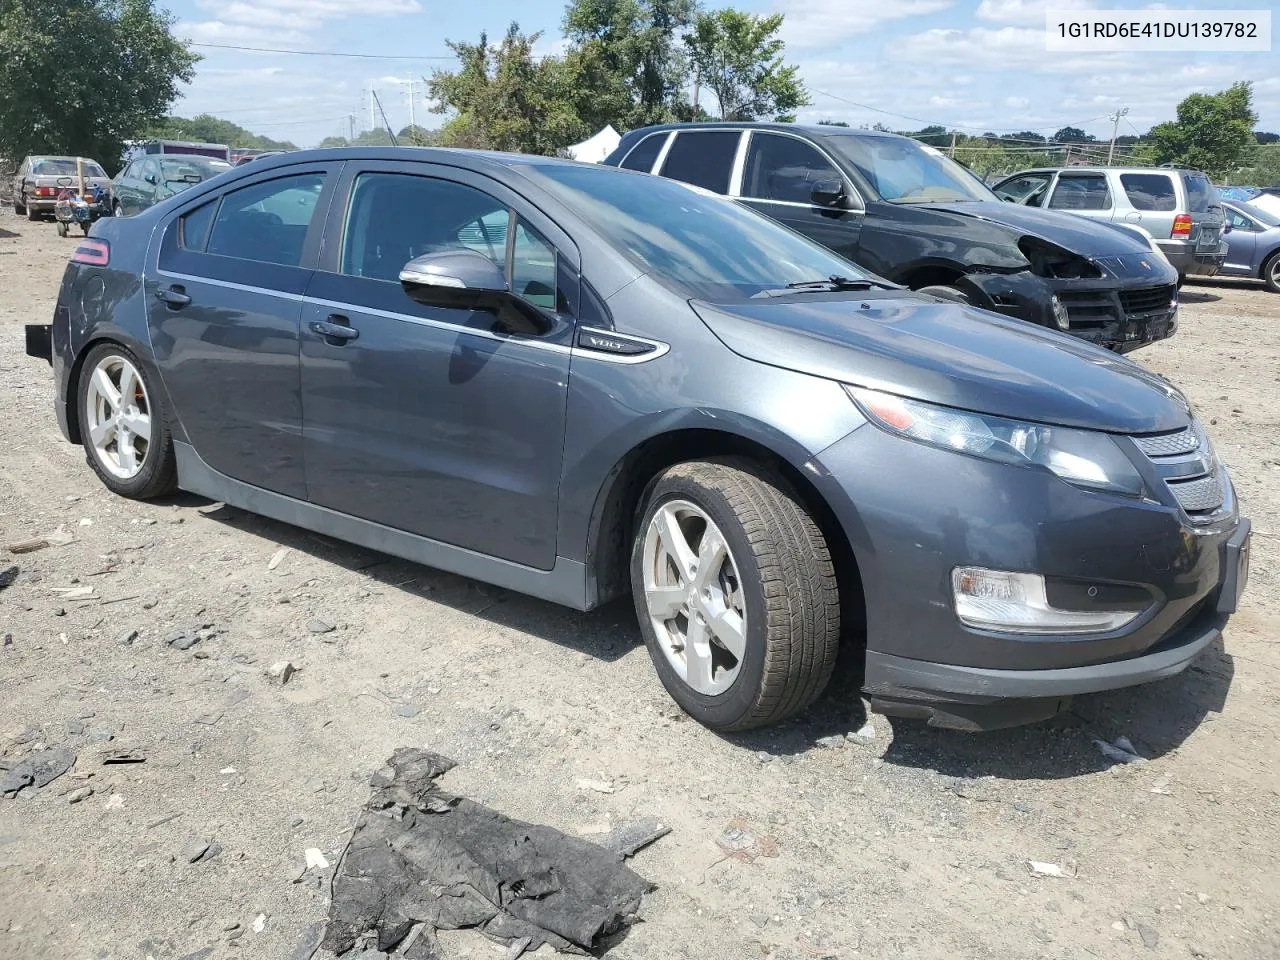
735;131;863;262
298;162;576;570
146;165;337;498
1222;207;1257;275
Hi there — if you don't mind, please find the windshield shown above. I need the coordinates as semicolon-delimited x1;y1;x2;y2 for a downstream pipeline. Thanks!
160;157;230;183
829;136;996;204
525;163;878;301
32;158;107;178
1239;201;1280;228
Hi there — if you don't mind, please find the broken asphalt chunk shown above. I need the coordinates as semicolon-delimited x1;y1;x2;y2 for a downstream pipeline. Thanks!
603;818;672;861
0;746;77;796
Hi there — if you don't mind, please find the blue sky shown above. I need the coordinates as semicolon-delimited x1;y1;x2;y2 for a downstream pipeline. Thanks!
166;0;1279;148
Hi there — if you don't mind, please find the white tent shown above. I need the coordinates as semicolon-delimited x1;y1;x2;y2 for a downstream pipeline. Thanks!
566;125;621;164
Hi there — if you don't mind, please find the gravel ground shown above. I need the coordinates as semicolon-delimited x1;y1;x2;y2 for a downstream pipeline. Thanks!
1;213;1278;960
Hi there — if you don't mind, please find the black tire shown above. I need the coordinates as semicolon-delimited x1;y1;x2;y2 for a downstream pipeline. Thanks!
914;284;972;304
56;221;67;237
1262;252;1280;294
27;203;40;222
13;197;25;216
630;457;840;732
75;342;177;500
1176;274;1186;289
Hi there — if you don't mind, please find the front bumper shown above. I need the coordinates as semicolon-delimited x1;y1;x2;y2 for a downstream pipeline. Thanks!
808;423;1248;730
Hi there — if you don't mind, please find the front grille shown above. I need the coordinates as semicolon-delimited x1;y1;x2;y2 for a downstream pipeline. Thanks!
1133;428;1198;457
1058;290;1116;328
1167;473;1225;513
1119;284;1176;316
1131;422;1227;522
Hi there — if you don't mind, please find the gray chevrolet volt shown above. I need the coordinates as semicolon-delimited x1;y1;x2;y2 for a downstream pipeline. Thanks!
25;148;1251;732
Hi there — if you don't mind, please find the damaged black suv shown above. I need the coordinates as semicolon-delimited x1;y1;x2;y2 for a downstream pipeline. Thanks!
605;123;1179;352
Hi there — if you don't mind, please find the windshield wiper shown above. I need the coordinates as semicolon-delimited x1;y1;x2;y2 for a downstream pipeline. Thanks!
785;275;879;291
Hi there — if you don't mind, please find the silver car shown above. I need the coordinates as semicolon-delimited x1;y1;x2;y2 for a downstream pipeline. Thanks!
993;166;1228;285
1222;200;1280;293
11;155;112;221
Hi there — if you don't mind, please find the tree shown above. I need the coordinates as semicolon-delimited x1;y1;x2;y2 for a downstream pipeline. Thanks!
428;23;586;155
683;9;807;121
0;0;197;172
1256;131;1280;145
1149;82;1258;179
817;119;849;127
146;114;297;151
563;0;696;130
398;124;438;146
1053;126;1095;143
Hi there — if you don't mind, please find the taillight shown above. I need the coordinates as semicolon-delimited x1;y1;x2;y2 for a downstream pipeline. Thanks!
34;186;56;198
71;238;110;266
1172;214;1192;238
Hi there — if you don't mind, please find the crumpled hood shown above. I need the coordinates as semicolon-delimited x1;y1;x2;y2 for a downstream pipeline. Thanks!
913;201;1154;258
690;292;1191;434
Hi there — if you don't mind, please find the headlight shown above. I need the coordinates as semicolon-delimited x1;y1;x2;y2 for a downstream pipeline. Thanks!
1050;295;1069;330
847;386;1145;497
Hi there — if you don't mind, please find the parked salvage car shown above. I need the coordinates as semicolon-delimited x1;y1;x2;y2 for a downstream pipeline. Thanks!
112;155;233;217
24;148;1249;732
993;166;1228;286
1221;200;1280;292
11;156;111;220
604;123;1179;353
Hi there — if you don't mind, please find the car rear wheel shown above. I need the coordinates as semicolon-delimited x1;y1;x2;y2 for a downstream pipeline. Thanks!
27;202;40;221
13;197;25;216
631;458;840;731
1263;252;1280;294
77;344;177;499
915;284;972;305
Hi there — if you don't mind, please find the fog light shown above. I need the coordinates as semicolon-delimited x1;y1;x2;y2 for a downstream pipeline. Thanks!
952;567;1140;635
1051;295;1070;330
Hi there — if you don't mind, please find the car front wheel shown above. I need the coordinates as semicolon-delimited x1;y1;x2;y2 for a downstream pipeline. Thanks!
76;343;177;499
631;458;840;731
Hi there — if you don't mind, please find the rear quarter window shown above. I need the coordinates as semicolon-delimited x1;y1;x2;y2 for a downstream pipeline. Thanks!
1120;173;1176;211
620;133;668;172
1183;174;1213;213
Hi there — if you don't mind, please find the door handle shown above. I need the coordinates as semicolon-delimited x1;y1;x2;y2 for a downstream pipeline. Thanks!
154;285;191;308
310;317;360;344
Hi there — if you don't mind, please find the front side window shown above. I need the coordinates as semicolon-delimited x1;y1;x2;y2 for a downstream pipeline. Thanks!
741;133;842;205
181;200;218;251
1120;173;1176;211
620;133;667;172
994;173;1052;207
1049;174;1112;211
527;162;876;302
340;172;509;283
205;173;325;267
658;131;741;195
1226;209;1256;231
829;136;994;203
511;222;558;309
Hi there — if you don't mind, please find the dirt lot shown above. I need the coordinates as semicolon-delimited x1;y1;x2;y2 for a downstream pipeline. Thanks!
1;212;1278;960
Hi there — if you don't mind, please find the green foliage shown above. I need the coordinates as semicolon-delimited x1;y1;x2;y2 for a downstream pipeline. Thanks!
683;9;807;121
816;119;849;127
398;124;438;146
1052;126;1095;143
0;0;198;172
1233;143;1280;187
146;114;297;151
563;0;696;130
1149;82;1258;180
428;23;586;155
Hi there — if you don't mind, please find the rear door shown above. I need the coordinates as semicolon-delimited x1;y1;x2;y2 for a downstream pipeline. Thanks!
1182;172;1226;251
734;130;863;260
297;160;576;570
146;163;339;499
1046;172;1115;222
1117;171;1178;238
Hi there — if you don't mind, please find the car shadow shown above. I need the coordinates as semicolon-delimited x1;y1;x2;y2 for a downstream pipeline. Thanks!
0;227;18;240
186;498;641;663
1177;289;1223;304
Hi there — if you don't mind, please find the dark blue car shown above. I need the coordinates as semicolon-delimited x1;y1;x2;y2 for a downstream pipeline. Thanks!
24;148;1250;732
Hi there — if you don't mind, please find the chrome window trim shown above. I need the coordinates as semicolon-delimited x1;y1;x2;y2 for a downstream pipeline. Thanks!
727;130;751;197
156;269;306;302
650;132;677;175
618;131;672;174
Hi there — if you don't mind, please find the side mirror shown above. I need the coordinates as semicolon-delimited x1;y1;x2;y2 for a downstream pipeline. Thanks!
810;178;849;208
145;173;157;185
399;250;552;336
1222;221;1232;234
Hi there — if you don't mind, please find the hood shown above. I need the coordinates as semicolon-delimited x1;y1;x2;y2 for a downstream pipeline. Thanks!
690;292;1190;434
913;201;1154;257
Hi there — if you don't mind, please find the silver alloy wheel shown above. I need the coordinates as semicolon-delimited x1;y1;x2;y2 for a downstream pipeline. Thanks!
84;354;152;480
641;499;748;695
1270;257;1280;287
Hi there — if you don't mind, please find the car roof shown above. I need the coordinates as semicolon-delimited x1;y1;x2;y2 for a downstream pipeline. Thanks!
28;155;99;163
1000;166;1208;176
620;121;910;142
241;145;600;176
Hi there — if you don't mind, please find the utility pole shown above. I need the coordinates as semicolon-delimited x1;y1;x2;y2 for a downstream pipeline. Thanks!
407;76;415;130
348;114;355;142
368;80;376;133
692;65;700;118
1107;107;1130;166
948;130;957;158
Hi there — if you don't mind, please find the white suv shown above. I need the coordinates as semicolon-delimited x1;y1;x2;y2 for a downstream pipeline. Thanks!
993;167;1228;285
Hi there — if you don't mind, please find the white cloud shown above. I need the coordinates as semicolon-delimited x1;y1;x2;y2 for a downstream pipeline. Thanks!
1005;96;1030;108
976;0;1094;24
776;0;954;51
180;20;314;49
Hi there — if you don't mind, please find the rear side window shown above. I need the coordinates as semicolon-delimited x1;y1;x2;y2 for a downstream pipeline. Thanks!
620;133;667;172
1048;174;1111;210
205;173;325;267
658;131;740;194
741;133;841;204
1184;174;1212;213
180;200;218;251
1120;173;1176;211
